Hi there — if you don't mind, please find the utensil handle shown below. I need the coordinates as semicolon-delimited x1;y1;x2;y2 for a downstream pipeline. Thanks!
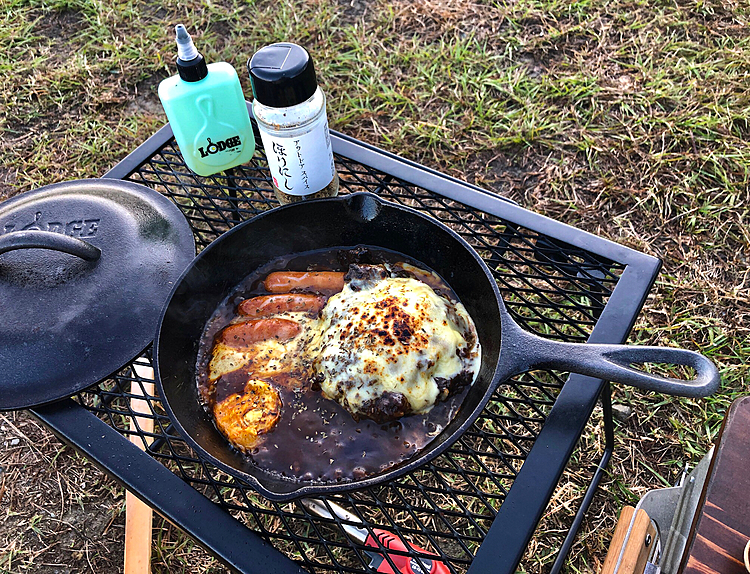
366;530;450;574
505;324;720;397
0;230;101;261
125;363;155;574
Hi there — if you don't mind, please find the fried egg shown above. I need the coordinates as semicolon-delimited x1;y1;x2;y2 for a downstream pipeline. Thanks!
213;379;282;451
207;311;321;449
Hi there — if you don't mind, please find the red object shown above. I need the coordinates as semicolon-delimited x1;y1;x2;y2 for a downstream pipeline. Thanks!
364;529;450;574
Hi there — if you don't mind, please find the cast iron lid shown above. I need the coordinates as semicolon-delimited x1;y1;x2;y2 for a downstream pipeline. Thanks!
0;179;195;411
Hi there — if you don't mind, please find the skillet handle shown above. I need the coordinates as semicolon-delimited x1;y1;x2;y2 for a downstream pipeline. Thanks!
505;325;720;398
0;230;101;261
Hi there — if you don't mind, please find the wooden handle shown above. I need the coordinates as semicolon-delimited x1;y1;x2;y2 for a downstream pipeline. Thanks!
125;363;155;574
602;506;635;574
601;507;656;574
626;510;657;574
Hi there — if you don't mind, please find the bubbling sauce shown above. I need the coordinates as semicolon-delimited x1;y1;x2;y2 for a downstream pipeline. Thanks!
196;246;473;483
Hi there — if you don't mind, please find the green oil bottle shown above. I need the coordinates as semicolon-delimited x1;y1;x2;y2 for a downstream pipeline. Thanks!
158;25;255;177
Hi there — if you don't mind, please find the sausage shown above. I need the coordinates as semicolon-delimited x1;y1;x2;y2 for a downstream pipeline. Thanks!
263;271;345;294
218;318;301;348
238;293;326;317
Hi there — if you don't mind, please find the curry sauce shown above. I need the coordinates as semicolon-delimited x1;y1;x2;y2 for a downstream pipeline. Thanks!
196;246;477;483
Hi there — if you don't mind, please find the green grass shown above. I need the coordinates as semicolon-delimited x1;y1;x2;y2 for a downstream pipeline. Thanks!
1;0;749;572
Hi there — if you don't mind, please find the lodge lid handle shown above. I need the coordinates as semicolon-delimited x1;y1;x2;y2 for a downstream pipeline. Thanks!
0;229;101;261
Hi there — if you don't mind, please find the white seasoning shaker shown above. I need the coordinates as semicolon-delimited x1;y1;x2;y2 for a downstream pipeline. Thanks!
248;43;339;204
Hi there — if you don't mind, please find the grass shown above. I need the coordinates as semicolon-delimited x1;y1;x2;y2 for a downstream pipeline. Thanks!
1;0;749;572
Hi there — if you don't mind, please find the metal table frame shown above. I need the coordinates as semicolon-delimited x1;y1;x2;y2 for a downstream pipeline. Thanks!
29;122;661;574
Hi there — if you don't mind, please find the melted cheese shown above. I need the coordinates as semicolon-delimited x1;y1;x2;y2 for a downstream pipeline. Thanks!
208;312;318;383
312;277;480;417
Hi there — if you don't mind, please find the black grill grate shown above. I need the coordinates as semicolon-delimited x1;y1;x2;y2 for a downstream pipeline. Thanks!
73;135;625;574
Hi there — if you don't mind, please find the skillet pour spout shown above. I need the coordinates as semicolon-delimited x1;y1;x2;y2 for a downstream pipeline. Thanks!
155;192;720;501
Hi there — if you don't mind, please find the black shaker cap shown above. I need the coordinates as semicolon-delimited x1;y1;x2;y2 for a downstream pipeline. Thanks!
248;43;318;108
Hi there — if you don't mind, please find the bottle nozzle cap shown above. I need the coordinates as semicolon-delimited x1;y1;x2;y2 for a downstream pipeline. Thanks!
175;24;200;62
173;24;208;82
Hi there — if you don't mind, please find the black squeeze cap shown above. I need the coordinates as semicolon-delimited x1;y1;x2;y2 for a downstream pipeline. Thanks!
248;43;318;108
177;55;208;82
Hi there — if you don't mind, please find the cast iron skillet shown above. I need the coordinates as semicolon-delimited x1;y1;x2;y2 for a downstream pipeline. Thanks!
155;193;719;501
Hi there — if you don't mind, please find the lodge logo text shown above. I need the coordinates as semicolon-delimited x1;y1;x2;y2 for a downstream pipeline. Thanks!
198;136;241;158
